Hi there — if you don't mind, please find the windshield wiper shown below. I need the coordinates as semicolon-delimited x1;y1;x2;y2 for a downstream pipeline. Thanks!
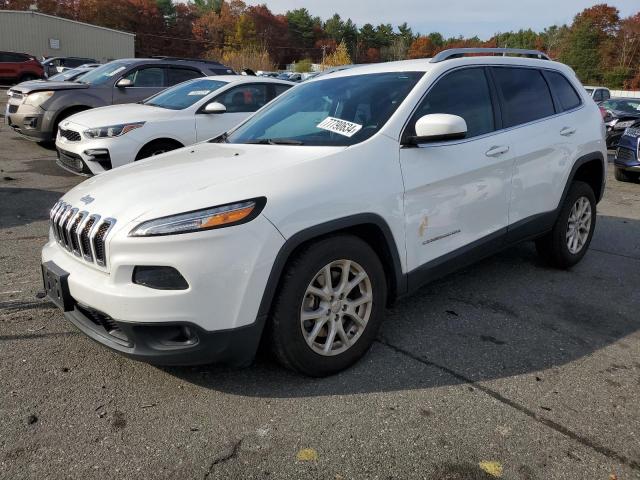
244;138;304;145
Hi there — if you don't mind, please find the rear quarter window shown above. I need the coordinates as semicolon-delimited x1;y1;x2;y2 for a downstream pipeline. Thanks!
492;67;556;127
544;71;582;112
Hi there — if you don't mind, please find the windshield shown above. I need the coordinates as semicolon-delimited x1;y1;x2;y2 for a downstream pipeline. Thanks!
77;61;132;85
225;71;423;146
603;99;640;113
144;79;228;110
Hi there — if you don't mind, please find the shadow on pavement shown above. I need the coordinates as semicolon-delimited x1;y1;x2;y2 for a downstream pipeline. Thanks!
0;187;61;229
166;215;640;398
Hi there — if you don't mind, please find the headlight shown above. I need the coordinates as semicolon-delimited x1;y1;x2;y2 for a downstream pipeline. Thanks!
84;122;145;139
614;120;636;130
129;198;266;237
24;91;54;107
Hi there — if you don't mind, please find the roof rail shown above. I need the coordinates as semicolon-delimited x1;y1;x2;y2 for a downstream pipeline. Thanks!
430;48;550;63
149;56;224;66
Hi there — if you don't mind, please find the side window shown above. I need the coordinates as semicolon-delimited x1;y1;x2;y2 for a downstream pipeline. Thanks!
602;90;610;100
492;67;555;127
544;71;581;112
167;67;202;86
274;84;292;97
406;67;495;139
124;67;165;87
214;84;269;113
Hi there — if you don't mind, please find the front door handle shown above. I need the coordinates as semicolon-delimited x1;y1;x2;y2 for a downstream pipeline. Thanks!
560;127;576;136
485;145;509;157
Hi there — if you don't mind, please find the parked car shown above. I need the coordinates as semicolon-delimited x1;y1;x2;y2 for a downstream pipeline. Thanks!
42;57;97;77
41;48;606;376
0;51;44;83
600;97;640;148
47;64;101;82
5;57;235;143
613;122;640;182
584;85;611;103
55;76;294;175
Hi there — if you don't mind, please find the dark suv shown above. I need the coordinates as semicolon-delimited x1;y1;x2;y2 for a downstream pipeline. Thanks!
6;57;235;142
0;51;44;83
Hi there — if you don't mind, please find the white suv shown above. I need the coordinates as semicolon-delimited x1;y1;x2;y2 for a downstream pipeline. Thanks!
41;49;606;376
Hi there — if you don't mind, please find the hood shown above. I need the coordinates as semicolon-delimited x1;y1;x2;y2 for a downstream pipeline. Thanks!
67;104;170;128
10;80;89;94
59;142;344;232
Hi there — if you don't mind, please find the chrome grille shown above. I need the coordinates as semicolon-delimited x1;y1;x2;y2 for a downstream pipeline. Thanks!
58;128;81;142
49;201;116;268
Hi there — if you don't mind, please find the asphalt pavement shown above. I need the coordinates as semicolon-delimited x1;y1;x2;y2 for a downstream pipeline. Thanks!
1;118;639;479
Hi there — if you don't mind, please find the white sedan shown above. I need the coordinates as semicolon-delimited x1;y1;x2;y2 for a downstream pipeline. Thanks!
54;75;294;175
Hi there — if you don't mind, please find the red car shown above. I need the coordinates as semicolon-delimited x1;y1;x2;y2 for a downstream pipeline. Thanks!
0;51;44;83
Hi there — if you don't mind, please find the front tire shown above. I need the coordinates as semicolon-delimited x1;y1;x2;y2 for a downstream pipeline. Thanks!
135;139;182;161
269;235;387;377
535;181;596;269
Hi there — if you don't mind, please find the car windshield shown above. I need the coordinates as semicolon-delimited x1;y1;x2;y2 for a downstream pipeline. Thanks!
603;99;640;113
224;71;424;147
143;79;228;110
76;61;132;85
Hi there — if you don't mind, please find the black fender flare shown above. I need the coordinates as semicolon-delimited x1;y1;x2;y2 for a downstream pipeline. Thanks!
257;213;406;318
558;151;606;207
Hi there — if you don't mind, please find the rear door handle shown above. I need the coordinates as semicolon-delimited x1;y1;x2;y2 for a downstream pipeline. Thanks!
560;127;576;136
485;145;509;157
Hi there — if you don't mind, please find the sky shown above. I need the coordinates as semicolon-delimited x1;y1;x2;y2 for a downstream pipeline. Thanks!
242;0;639;39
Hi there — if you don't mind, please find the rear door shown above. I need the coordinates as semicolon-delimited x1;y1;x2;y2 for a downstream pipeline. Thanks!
490;66;576;228
112;65;167;104
399;67;514;274
195;83;270;141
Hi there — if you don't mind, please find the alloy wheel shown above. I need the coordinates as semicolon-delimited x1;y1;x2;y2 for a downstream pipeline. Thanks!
300;259;373;356
566;196;592;254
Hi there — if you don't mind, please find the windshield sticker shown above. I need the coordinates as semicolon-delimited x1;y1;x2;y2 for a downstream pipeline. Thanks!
316;117;363;137
106;66;126;77
188;90;211;96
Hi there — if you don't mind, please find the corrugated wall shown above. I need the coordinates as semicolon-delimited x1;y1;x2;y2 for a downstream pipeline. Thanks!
0;11;135;62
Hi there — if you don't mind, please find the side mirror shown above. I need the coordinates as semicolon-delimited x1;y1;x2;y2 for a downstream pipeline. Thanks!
204;102;226;114
116;78;133;88
408;114;467;144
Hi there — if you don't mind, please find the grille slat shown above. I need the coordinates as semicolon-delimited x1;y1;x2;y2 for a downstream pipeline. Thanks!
49;203;115;268
59;128;81;142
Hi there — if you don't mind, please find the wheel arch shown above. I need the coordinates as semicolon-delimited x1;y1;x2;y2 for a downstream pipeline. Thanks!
52;105;93;130
135;137;185;160
559;151;606;208
257;214;407;320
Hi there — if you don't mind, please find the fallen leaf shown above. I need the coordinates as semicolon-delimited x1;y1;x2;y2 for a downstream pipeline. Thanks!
479;460;503;477
296;448;318;461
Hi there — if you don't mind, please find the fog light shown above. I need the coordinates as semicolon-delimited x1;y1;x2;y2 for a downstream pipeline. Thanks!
84;148;109;158
132;266;188;290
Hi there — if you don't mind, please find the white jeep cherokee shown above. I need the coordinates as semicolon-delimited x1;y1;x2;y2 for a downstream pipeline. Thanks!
42;49;607;376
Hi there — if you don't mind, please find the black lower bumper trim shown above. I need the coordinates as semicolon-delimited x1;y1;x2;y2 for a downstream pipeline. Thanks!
63;305;265;367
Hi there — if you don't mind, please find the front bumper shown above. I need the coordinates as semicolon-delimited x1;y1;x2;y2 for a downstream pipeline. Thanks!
5;101;56;141
63;302;266;366
55;120;140;174
41;213;285;365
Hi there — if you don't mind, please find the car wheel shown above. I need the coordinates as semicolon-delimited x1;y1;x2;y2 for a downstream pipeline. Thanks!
614;167;638;183
269;235;387;376
535;181;596;269
136;140;181;161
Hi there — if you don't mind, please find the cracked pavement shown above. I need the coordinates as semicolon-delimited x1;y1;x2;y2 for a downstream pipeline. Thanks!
1;106;640;479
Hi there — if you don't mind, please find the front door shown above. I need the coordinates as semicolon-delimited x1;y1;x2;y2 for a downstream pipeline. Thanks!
112;66;167;104
399;67;514;278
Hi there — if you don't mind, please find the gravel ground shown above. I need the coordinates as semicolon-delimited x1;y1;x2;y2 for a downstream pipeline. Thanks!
1;115;639;480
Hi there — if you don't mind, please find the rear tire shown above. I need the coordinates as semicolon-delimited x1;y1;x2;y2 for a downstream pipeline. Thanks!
535;181;596;269
614;167;638;183
136;139;182;161
269;235;387;377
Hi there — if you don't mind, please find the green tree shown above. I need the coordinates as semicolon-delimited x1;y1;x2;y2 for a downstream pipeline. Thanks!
324;13;344;42
559;20;602;83
193;0;223;14
293;58;313;72
286;8;317;48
